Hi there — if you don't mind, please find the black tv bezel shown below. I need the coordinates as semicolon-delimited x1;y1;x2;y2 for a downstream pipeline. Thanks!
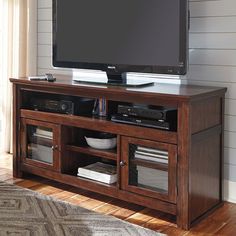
52;0;188;76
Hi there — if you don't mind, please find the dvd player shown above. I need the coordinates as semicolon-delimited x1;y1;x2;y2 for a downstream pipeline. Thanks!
117;105;177;121
111;114;172;130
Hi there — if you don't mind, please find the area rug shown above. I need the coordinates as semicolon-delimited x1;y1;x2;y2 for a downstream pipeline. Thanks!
0;181;164;236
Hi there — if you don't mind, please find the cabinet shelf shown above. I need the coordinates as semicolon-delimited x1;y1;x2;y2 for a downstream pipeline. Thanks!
63;172;118;188
66;144;117;161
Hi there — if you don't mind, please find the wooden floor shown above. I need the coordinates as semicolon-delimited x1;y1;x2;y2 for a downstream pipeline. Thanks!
0;153;235;235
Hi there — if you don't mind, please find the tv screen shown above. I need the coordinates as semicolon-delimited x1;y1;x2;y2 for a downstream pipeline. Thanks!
53;0;188;83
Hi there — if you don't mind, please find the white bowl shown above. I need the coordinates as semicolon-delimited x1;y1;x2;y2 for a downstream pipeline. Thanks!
85;136;117;150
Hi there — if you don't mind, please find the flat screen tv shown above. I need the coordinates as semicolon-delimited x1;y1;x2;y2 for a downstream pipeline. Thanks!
53;0;189;87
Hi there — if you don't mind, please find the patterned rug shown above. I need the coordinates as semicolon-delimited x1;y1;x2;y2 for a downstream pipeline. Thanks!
0;181;164;236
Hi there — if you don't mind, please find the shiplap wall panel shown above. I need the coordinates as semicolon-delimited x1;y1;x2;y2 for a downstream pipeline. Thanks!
225;148;236;165
38;56;51;69
38;20;51;33
190;16;236;33
189;50;236;66
38;45;51;57
38;68;73;75
190;0;236;17
37;0;236;187
38;33;51;45
188;65;236;83
38;8;51;21
225;132;236;149
225;116;236;132
38;0;51;8
224;164;236;182
225;99;236;116
189;33;236;49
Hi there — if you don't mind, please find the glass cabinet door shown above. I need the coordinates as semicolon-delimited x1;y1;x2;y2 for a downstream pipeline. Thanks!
121;137;177;203
21;118;60;171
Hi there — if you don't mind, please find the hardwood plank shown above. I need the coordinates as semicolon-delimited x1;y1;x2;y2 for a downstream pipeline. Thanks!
110;201;144;220
65;194;91;206
30;185;64;195
50;190;78;201
143;213;177;233
125;208;165;226
1;154;236;235
93;199;127;215
161;226;187;236
16;179;45;189
216;220;236;236
185;219;226;235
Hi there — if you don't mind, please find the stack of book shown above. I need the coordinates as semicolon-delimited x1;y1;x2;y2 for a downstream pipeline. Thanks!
134;146;168;164
33;128;53;139
77;162;117;184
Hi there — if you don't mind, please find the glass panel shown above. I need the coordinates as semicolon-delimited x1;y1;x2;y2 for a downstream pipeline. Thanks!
27;125;53;164
129;144;168;193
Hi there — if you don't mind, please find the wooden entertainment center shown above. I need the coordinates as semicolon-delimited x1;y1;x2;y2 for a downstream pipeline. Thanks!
11;75;226;230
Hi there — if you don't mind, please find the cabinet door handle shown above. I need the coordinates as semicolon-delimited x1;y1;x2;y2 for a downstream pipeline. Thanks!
120;160;126;167
51;145;58;151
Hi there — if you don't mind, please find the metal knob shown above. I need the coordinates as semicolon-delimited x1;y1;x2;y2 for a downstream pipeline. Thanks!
51;145;58;151
119;160;126;167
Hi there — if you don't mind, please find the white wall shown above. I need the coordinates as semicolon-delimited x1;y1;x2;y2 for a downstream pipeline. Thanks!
37;0;236;202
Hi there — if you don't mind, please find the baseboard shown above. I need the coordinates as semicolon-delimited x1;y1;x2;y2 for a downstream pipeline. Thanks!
223;180;236;203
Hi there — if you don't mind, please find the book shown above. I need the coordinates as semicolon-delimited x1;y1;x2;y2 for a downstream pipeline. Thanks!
135;150;168;159
77;162;117;184
33;128;53;139
33;133;53;139
137;146;168;156
134;153;168;164
36;128;53;137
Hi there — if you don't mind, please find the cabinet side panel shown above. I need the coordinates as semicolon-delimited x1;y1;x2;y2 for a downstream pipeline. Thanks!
177;102;191;229
13;84;23;178
191;96;221;134
190;132;221;222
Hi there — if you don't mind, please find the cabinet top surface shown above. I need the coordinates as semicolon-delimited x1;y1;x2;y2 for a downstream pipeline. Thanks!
10;75;226;101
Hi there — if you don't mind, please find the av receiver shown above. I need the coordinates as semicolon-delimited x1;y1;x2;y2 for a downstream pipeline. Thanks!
30;97;94;116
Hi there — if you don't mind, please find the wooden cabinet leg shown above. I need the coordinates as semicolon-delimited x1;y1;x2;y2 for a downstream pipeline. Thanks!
13;168;24;179
13;155;23;178
177;213;190;230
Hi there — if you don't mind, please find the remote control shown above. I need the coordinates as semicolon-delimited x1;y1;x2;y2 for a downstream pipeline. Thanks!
28;74;56;82
29;76;47;81
45;73;56;82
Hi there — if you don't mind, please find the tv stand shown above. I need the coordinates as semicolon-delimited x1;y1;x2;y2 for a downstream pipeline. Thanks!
74;71;154;87
10;75;226;230
106;70;127;84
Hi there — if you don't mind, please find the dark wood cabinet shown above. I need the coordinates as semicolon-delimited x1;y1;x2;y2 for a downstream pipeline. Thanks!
10;75;227;230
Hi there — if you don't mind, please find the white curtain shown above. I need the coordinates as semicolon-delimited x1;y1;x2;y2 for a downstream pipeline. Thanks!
0;0;37;153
